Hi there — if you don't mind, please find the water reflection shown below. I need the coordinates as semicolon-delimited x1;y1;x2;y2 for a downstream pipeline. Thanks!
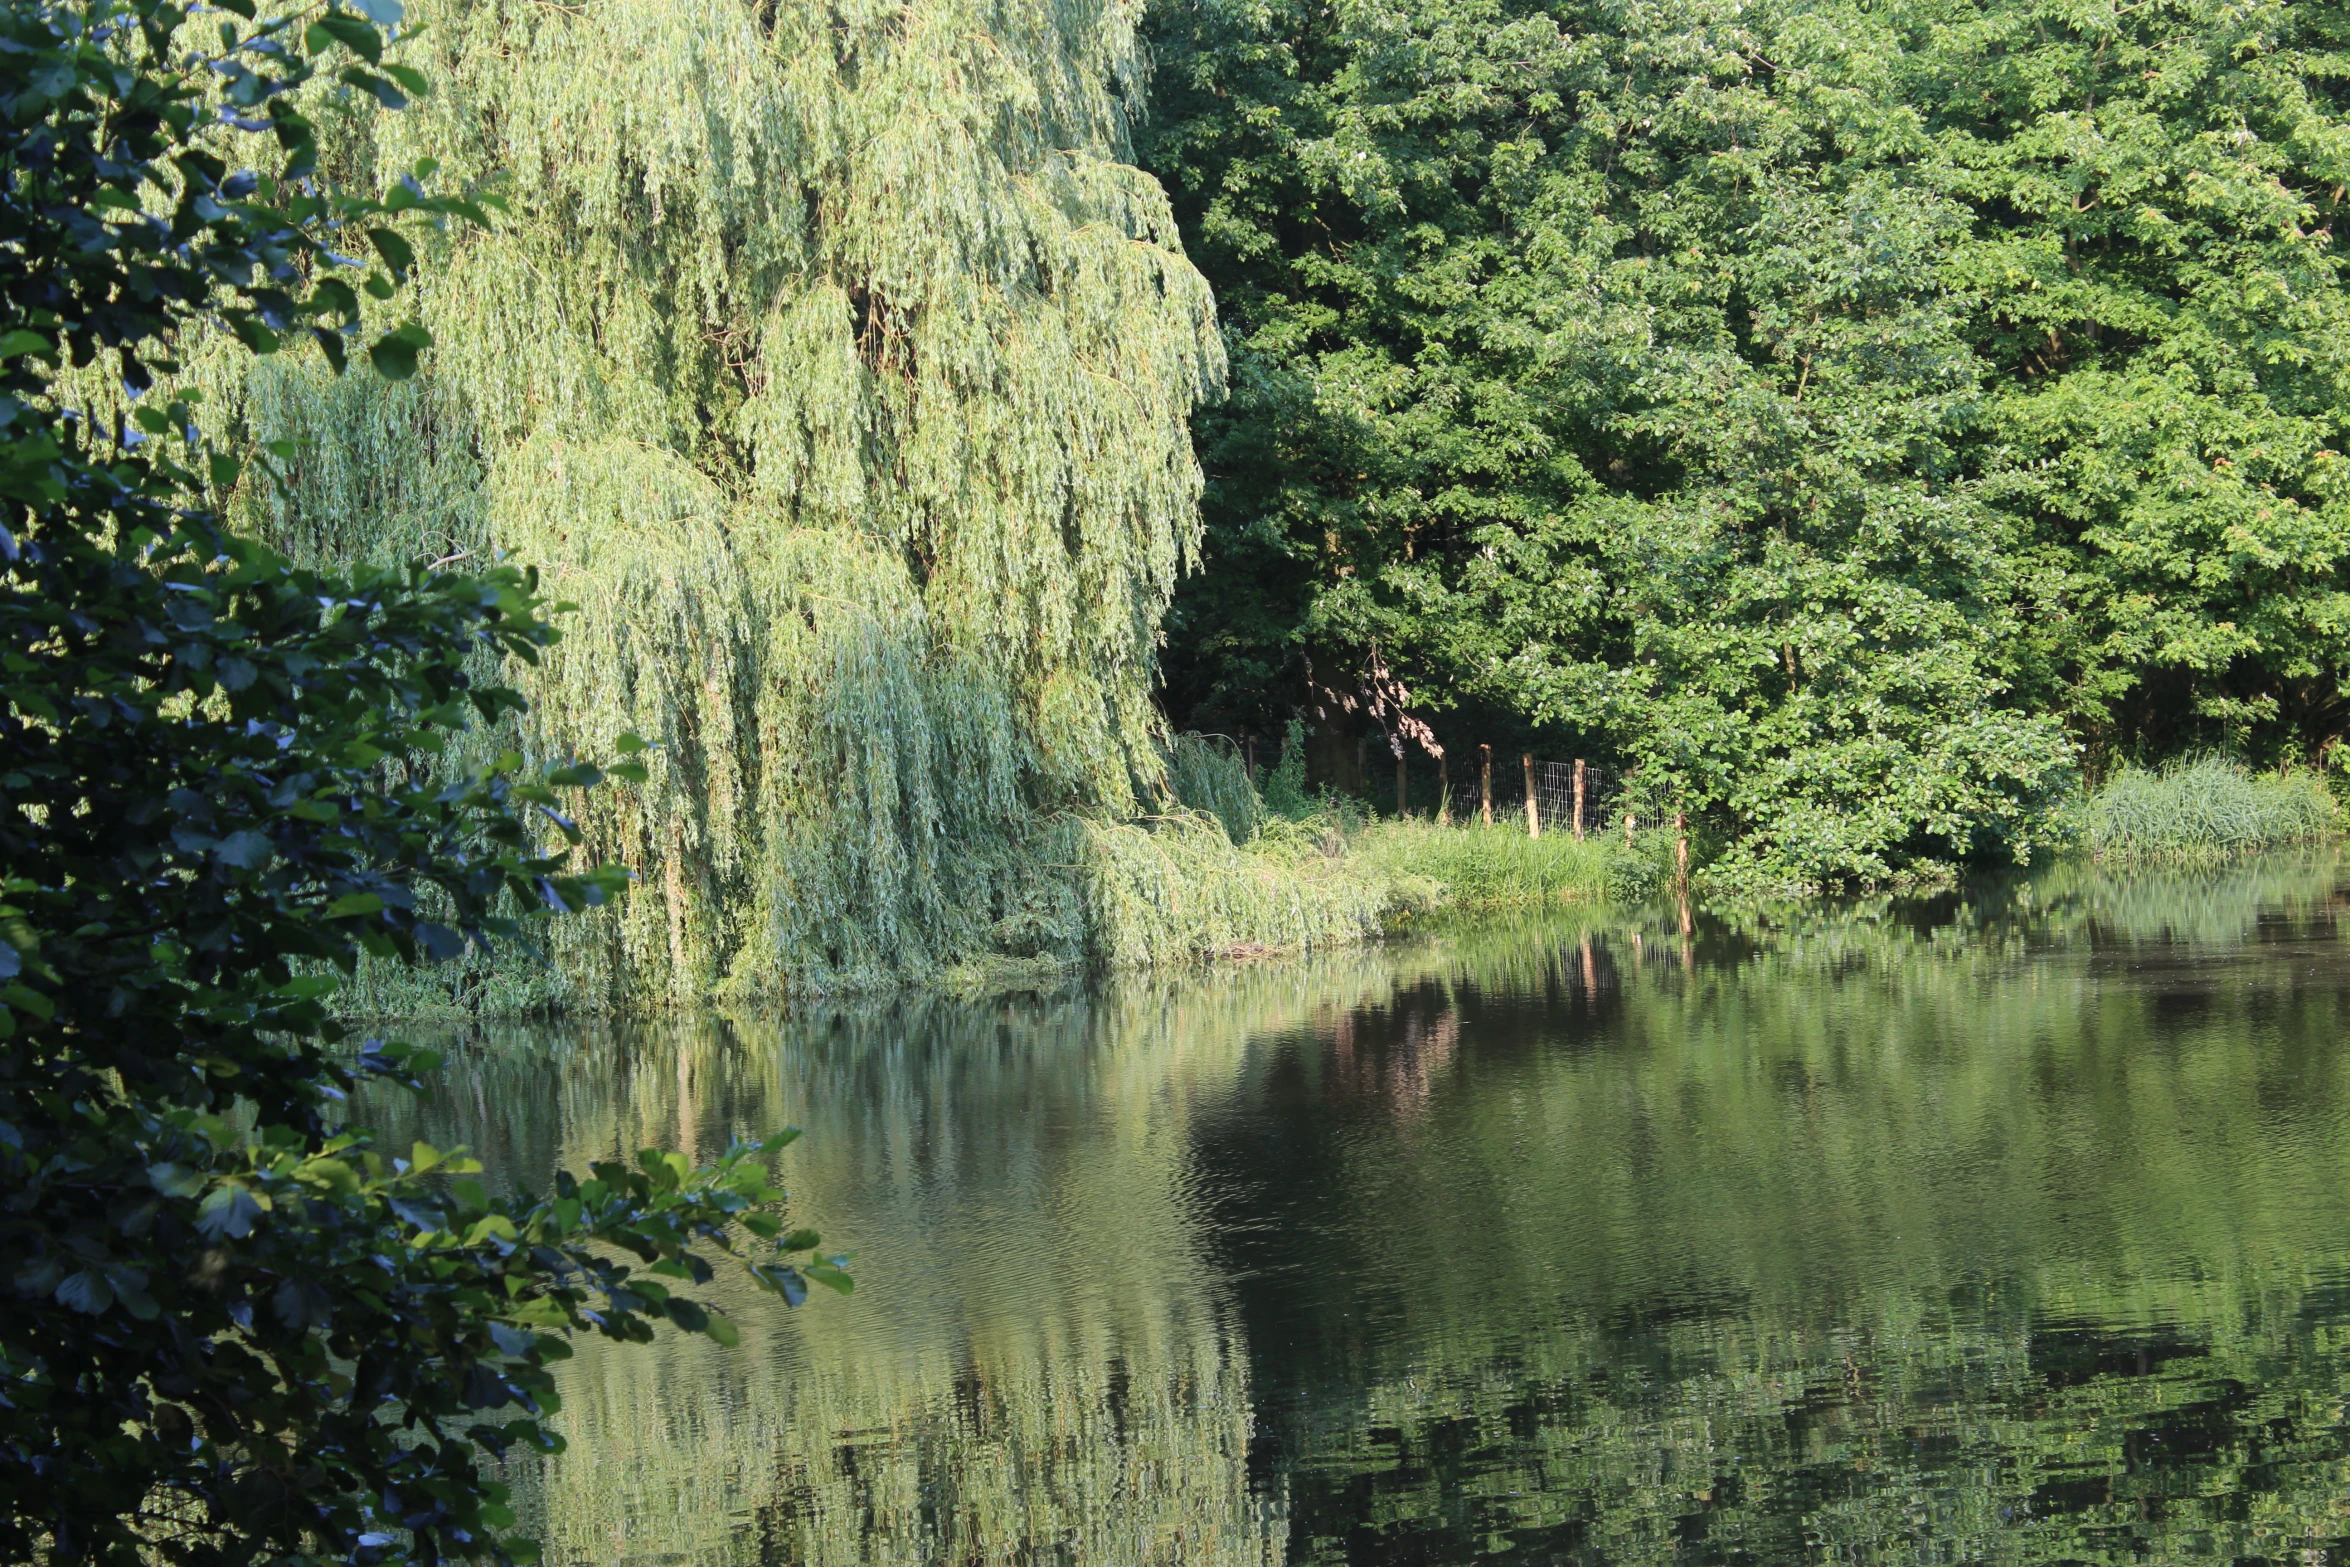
376;854;2350;1564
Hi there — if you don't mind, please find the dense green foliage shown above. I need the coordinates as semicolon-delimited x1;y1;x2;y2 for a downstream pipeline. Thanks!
0;6;842;1561
2086;754;2336;856
1142;0;2350;886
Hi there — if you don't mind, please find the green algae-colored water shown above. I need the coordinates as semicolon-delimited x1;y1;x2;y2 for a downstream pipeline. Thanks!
387;854;2350;1566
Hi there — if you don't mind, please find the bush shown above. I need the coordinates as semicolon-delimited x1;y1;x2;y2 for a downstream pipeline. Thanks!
2087;757;2337;860
0;8;842;1564
1072;812;1423;965
1258;718;1314;818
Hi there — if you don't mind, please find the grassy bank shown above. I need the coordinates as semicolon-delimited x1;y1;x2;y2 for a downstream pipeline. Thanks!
1350;820;1623;908
2086;757;2337;861
327;809;1634;1018
332;752;2348;1020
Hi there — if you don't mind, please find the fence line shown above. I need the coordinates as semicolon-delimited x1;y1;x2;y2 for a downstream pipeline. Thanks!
1206;732;1665;842
1433;753;1634;840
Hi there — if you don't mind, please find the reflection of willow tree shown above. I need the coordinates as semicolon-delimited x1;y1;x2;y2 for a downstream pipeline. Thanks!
367;958;1431;1567
381;854;2350;1564
1221;855;2350;1564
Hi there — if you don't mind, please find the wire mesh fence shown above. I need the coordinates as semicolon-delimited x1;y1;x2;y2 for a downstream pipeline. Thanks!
1438;754;1633;837
1193;731;1655;840
1313;743;1642;837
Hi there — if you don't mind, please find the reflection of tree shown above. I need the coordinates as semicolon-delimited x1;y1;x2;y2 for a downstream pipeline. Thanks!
367;971;1407;1567
1224;854;2350;1565
1271;1279;2350;1566
375;852;2350;1566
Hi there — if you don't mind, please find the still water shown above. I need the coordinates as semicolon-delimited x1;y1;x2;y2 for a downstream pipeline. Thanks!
386;854;2350;1566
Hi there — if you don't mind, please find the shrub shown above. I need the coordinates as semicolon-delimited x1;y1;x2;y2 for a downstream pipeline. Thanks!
1259;718;1314;818
1166;733;1261;845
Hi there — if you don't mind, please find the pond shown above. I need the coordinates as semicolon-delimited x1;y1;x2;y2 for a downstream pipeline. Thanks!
381;853;2350;1566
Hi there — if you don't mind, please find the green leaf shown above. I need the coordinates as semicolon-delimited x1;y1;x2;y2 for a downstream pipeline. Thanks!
2;983;52;1021
368;321;433;380
462;1213;519;1246
340;67;408;110
55;1269;115;1315
324;892;384;918
488;1321;537;1358
306;11;383;62
273;1278;333;1330
148;1162;208;1198
214;829;273;870
367;226;416;276
195;1183;266;1241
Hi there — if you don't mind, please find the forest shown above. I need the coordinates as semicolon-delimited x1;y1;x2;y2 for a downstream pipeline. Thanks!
1143;0;2350;884
118;0;2338;1004
7;2;2350;1563
0;0;2341;989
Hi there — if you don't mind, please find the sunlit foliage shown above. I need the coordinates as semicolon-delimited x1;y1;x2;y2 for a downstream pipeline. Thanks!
182;0;1406;998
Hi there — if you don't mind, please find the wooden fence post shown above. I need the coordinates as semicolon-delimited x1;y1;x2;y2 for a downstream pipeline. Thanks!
1572;758;1586;841
1395;748;1407;819
1523;754;1540;838
1675;809;1688;891
1438;753;1451;825
1480;745;1492;827
1624;810;1635;848
1245;733;1256;778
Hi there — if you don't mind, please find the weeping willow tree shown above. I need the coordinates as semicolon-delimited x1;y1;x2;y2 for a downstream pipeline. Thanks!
180;0;1393;1003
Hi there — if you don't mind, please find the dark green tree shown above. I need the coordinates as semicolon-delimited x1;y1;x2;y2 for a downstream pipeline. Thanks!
0;3;845;1562
1143;0;2350;887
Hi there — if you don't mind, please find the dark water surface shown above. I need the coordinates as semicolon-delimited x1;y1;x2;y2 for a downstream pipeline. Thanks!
390;855;2350;1566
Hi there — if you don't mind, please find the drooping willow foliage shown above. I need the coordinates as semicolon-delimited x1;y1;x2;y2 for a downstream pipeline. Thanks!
180;0;1405;1002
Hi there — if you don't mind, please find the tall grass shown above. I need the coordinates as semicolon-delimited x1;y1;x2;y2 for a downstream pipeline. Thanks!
1353;820;1621;908
2086;756;2336;860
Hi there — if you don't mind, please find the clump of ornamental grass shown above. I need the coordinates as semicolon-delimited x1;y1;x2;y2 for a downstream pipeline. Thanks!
2088;756;2336;861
